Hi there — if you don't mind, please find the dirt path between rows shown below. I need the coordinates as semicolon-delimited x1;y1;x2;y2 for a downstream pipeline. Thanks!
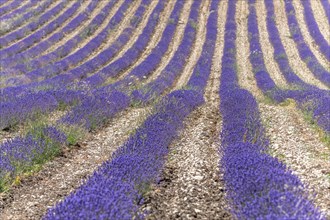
141;1;232;219
273;0;328;90
291;0;330;69
254;0;289;89
0;107;150;219
310;0;330;45
236;1;329;217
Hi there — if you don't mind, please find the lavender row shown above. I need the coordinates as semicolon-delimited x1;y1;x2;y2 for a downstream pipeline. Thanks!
0;125;67;192
44;1;217;216
0;0;73;53
320;0;330;25
49;0;183;90
219;0;323;218
187;0;218;93
130;0;201;104
285;0;330;87
0;0;21;17
45;90;204;219
1;0;123;81
301;0;330;61
59;0;161;131
1;0;37;21
264;0;330;133
0;0;53;37
0;0;98;71
0;0;153;130
51;0;165;89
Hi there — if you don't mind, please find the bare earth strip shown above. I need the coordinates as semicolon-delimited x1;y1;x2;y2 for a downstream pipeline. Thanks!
236;1;330;218
113;0;175;81
310;0;330;45
1;0;61;39
172;0;209;90
291;0;330;70
236;0;264;100
142;1;232;219
78;0;154;67
4;0;78;50
143;0;193;84
82;0;162;79
41;0;108;55
66;0;127;56
259;103;330;218
255;0;289;89
0;107;150;220
273;0;328;90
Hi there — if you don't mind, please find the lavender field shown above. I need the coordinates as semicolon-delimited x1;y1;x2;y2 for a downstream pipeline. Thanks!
0;0;329;219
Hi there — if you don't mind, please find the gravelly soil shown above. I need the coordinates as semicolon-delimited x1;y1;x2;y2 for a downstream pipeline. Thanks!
0;108;150;219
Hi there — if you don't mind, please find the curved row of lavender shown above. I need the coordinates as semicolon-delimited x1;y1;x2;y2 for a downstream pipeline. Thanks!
320;0;330;25
1;0;118;77
0;0;75;54
301;0;330;61
262;0;330;133
218;0;324;219
0;0;182;130
0;1;98;81
0;0;53;37
0;0;160;186
0;0;97;64
0;0;152;130
44;1;210;218
284;0;330;87
1;0;38;21
0;0;22;17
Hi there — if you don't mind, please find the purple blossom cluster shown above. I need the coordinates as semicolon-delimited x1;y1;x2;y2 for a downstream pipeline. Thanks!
0;126;67;180
0;0;80;57
284;0;330;87
0;91;58;130
301;0;330;61
0;0;53;37
263;0;330;133
61;90;130;131
219;0;323;218
45;90;204;219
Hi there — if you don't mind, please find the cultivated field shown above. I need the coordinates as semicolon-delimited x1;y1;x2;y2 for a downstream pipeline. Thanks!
0;0;329;219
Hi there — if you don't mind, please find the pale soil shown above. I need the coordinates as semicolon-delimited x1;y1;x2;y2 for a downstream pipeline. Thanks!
310;0;330;45
111;0;176;82
41;0;105;55
236;0;264;100
237;1;330;218
1;0;62;41
143;0;193;84
142;1;231;219
81;0;163;79
172;0;209;90
273;0;329;90
0;107;150;219
254;0;289;89
3;0;77;50
259;102;330;218
291;0;330;69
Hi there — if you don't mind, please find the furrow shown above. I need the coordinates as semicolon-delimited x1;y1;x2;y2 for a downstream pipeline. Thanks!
273;0;328;90
310;0;330;45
